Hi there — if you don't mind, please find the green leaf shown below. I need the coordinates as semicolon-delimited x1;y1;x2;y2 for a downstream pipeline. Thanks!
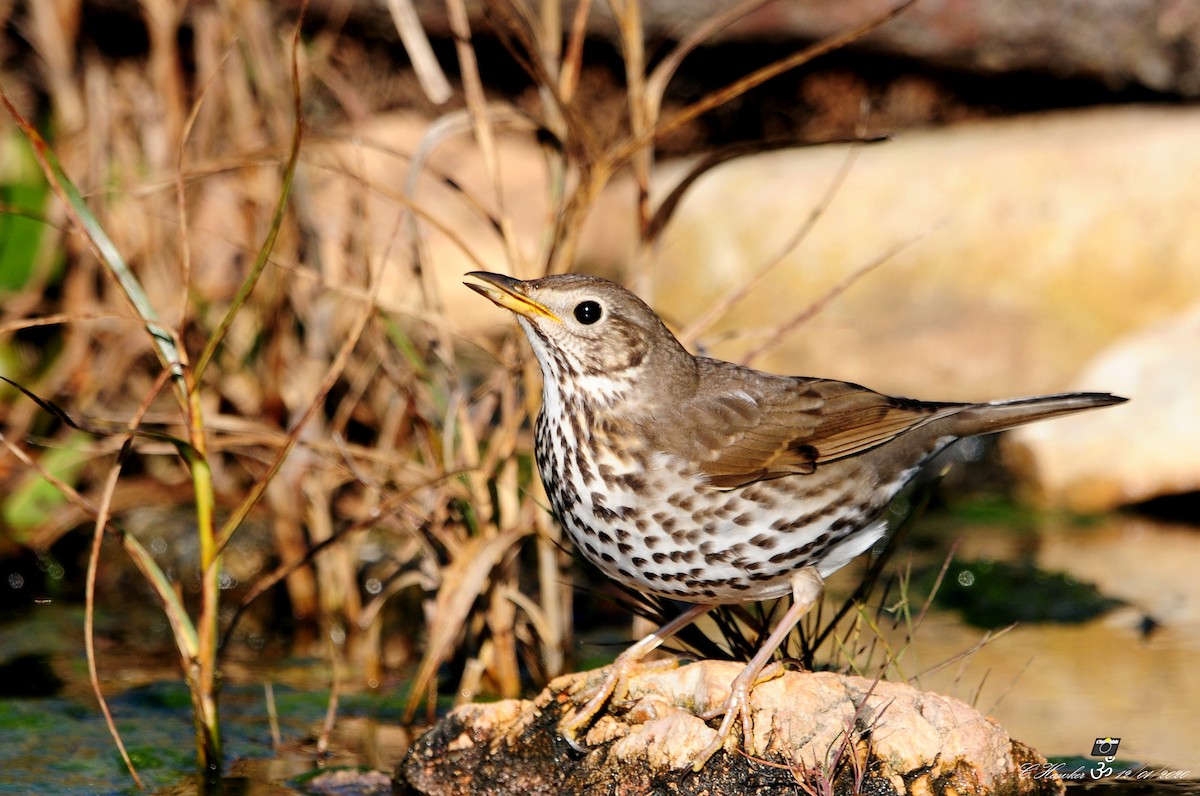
1;431;89;540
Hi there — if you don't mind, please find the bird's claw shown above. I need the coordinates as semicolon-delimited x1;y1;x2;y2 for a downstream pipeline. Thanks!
559;656;680;751
691;660;787;770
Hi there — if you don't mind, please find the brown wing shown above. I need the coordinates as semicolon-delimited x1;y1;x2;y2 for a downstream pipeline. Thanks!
662;366;966;489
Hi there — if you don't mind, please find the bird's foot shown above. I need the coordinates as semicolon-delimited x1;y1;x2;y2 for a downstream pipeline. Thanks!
559;655;680;752
691;660;786;771
559;602;715;752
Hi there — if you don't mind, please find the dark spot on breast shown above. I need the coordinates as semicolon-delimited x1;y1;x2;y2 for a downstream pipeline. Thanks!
770;494;855;532
574;447;593;480
592;495;620;523
618;473;647;491
668;492;696;511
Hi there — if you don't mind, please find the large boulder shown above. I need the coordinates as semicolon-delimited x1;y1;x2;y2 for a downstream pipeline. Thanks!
630;106;1200;402
1005;300;1200;512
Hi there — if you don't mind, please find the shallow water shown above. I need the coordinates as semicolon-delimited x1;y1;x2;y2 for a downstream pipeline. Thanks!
887;513;1200;773
0;605;408;795
0;510;1196;794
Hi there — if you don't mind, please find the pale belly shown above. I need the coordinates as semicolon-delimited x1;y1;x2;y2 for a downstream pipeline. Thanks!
537;436;898;603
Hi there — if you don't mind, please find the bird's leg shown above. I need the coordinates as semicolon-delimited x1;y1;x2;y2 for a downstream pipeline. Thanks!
560;601;714;751
691;567;825;771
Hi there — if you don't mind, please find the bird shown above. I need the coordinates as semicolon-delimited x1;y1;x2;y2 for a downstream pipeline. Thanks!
465;270;1125;770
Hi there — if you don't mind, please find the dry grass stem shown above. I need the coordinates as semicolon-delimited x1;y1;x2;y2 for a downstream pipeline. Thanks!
387;0;453;104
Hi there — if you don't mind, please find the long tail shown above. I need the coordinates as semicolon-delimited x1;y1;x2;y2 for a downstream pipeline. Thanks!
946;392;1127;437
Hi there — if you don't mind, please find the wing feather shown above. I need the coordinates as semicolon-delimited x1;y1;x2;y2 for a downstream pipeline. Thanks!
653;365;965;489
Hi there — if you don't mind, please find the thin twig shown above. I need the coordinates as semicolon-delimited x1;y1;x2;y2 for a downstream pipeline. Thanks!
676;140;872;348
173;43;235;369
445;0;523;273
84;369;174;790
316;630;342;757
742;235;919;366
386;0;452;104
191;23;306;384
658;0;915;143
264;681;282;751
643;0;778;119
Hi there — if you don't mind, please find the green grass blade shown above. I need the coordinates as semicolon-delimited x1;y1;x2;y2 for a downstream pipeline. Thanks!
0;85;186;396
191;32;305;386
121;531;200;658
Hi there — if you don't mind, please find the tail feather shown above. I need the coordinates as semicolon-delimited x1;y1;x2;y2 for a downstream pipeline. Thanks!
947;392;1127;437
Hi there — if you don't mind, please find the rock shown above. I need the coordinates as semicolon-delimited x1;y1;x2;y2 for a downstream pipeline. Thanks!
397;659;1062;796
324;0;1200;96
713;0;1200;95
1005;299;1200;512
627;106;1200;402
305;767;394;796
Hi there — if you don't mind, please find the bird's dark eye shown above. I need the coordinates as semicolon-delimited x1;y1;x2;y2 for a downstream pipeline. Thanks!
574;300;602;325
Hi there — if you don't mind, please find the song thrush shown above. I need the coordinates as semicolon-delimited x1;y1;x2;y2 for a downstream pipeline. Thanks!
466;271;1124;770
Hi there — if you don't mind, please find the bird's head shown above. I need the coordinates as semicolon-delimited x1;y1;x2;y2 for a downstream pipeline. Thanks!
466;272;694;405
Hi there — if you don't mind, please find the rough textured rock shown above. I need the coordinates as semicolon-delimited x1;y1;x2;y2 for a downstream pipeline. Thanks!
1005;299;1200;512
397;660;1062;796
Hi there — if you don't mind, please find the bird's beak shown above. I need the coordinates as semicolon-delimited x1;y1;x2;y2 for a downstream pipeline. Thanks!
465;272;561;322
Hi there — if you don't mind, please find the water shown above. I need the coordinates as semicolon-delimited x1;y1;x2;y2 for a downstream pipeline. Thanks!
0;510;1196;794
879;512;1200;774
